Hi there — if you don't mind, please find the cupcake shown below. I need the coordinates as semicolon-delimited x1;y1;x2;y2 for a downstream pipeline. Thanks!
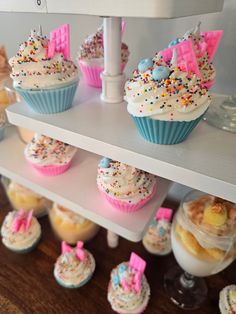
168;22;223;89
0;110;6;141
1;209;41;253
107;252;150;314
54;241;95;288
219;285;236;314
24;134;77;176
125;43;211;145
143;207;173;255
17;127;35;143
48;203;99;244
78;25;129;87
9;25;79;114
6;181;52;217
97;158;157;212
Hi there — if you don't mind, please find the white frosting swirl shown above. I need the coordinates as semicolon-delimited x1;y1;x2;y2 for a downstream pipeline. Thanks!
24;134;77;166
97;160;156;204
125;55;211;122
9;30;78;89
54;249;95;287
1;211;41;251
108;262;150;314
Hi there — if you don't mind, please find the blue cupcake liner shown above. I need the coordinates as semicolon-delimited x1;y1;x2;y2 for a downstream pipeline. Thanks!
0;125;6;141
54;270;94;289
15;80;79;114
132;113;205;145
2;235;41;254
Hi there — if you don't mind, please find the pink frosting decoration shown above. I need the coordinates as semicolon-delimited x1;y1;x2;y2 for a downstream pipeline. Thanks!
156;207;173;222
48;24;70;60
61;241;85;262
125;252;147;293
201;30;224;62
11;209;33;233
161;39;201;77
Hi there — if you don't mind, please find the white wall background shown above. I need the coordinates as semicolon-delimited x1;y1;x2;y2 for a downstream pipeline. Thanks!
0;0;235;201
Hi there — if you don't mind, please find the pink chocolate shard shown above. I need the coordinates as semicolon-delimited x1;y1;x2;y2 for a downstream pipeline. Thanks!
201;30;223;62
129;252;146;275
156;207;173;222
160;39;201;77
24;209;33;232
61;241;73;254
48;24;70;60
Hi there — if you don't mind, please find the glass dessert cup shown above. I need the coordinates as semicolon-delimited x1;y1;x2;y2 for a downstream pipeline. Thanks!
164;190;236;310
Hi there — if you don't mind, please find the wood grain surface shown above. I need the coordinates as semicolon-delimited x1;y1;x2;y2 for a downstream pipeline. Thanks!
0;182;234;314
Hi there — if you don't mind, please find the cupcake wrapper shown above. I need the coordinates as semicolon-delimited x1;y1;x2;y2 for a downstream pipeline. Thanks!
0;126;5;141
27;160;72;176
54;270;94;289
2;235;41;254
204;80;215;90
132;113;206;145
15;80;79;114
99;184;157;213
78;60;126;88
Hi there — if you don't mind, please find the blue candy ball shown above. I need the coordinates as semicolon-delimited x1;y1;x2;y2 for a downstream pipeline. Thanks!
152;66;170;82
168;38;181;48
138;58;153;73
112;274;120;286
158;226;166;237
118;264;127;274
100;157;111;168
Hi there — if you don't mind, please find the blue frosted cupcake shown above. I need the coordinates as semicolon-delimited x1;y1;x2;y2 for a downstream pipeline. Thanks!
9;27;79;114
54;241;95;289
1;209;41;253
124;51;211;145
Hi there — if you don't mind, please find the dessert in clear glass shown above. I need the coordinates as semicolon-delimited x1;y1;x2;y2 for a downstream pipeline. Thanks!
164;190;236;310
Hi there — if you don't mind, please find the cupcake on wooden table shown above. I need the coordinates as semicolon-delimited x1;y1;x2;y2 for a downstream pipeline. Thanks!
107;252;150;314
125;41;211;144
97;157;157;212
78;23;129;87
49;203;99;244
143;207;173;255
168;22;223;89
1;209;41;253
24;134;77;176
9;25;78;114
54;241;96;288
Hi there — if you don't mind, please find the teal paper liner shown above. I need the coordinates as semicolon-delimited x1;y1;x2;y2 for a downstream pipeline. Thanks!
2;235;41;254
132;113;205;145
54;269;94;289
15;80;79;114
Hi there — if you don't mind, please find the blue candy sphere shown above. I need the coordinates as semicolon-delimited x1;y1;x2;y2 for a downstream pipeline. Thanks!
112;274;120;286
152;66;170;82
158;226;167;237
138;58;153;73
100;157;111;168
168;38;181;48
118;264;127;274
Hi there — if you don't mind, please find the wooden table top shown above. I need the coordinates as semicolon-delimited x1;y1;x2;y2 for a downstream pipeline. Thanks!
0;182;234;314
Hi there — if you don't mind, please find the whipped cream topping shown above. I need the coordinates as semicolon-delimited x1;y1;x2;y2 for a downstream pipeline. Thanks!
51;203;89;225
125;54;211;122
1;211;41;250
108;262;150;314
97;160;156;204
143;219;172;254
78;25;129;64
9;30;78;89
24;134;77;166
54;248;95;287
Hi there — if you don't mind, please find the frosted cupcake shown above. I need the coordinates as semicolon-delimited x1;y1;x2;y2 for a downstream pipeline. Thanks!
143;207;173;255
1;209;41;253
54;241;95;288
9;25;78;114
17;127;34;143
49;203;99;244
108;252;150;314
24;134;77;176
6;181;52;217
78;25;129;87
97;158;157;212
125;46;211;145
219;285;236;314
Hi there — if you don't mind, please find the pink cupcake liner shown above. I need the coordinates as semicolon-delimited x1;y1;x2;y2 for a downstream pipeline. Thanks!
78;60;126;88
27;159;72;176
204;79;215;90
99;184;157;213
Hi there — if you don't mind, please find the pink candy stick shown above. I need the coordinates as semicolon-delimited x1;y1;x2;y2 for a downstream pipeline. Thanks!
156;207;173;222
201;30;223;62
129;252;146;275
24;209;33;232
11;209;25;233
76;241;85;261
48;24;70;60
161;39;201;77
61;241;73;254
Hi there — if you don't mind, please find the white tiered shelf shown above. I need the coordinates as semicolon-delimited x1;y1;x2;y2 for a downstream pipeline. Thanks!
0;0;224;18
6;87;236;203
0;127;171;242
